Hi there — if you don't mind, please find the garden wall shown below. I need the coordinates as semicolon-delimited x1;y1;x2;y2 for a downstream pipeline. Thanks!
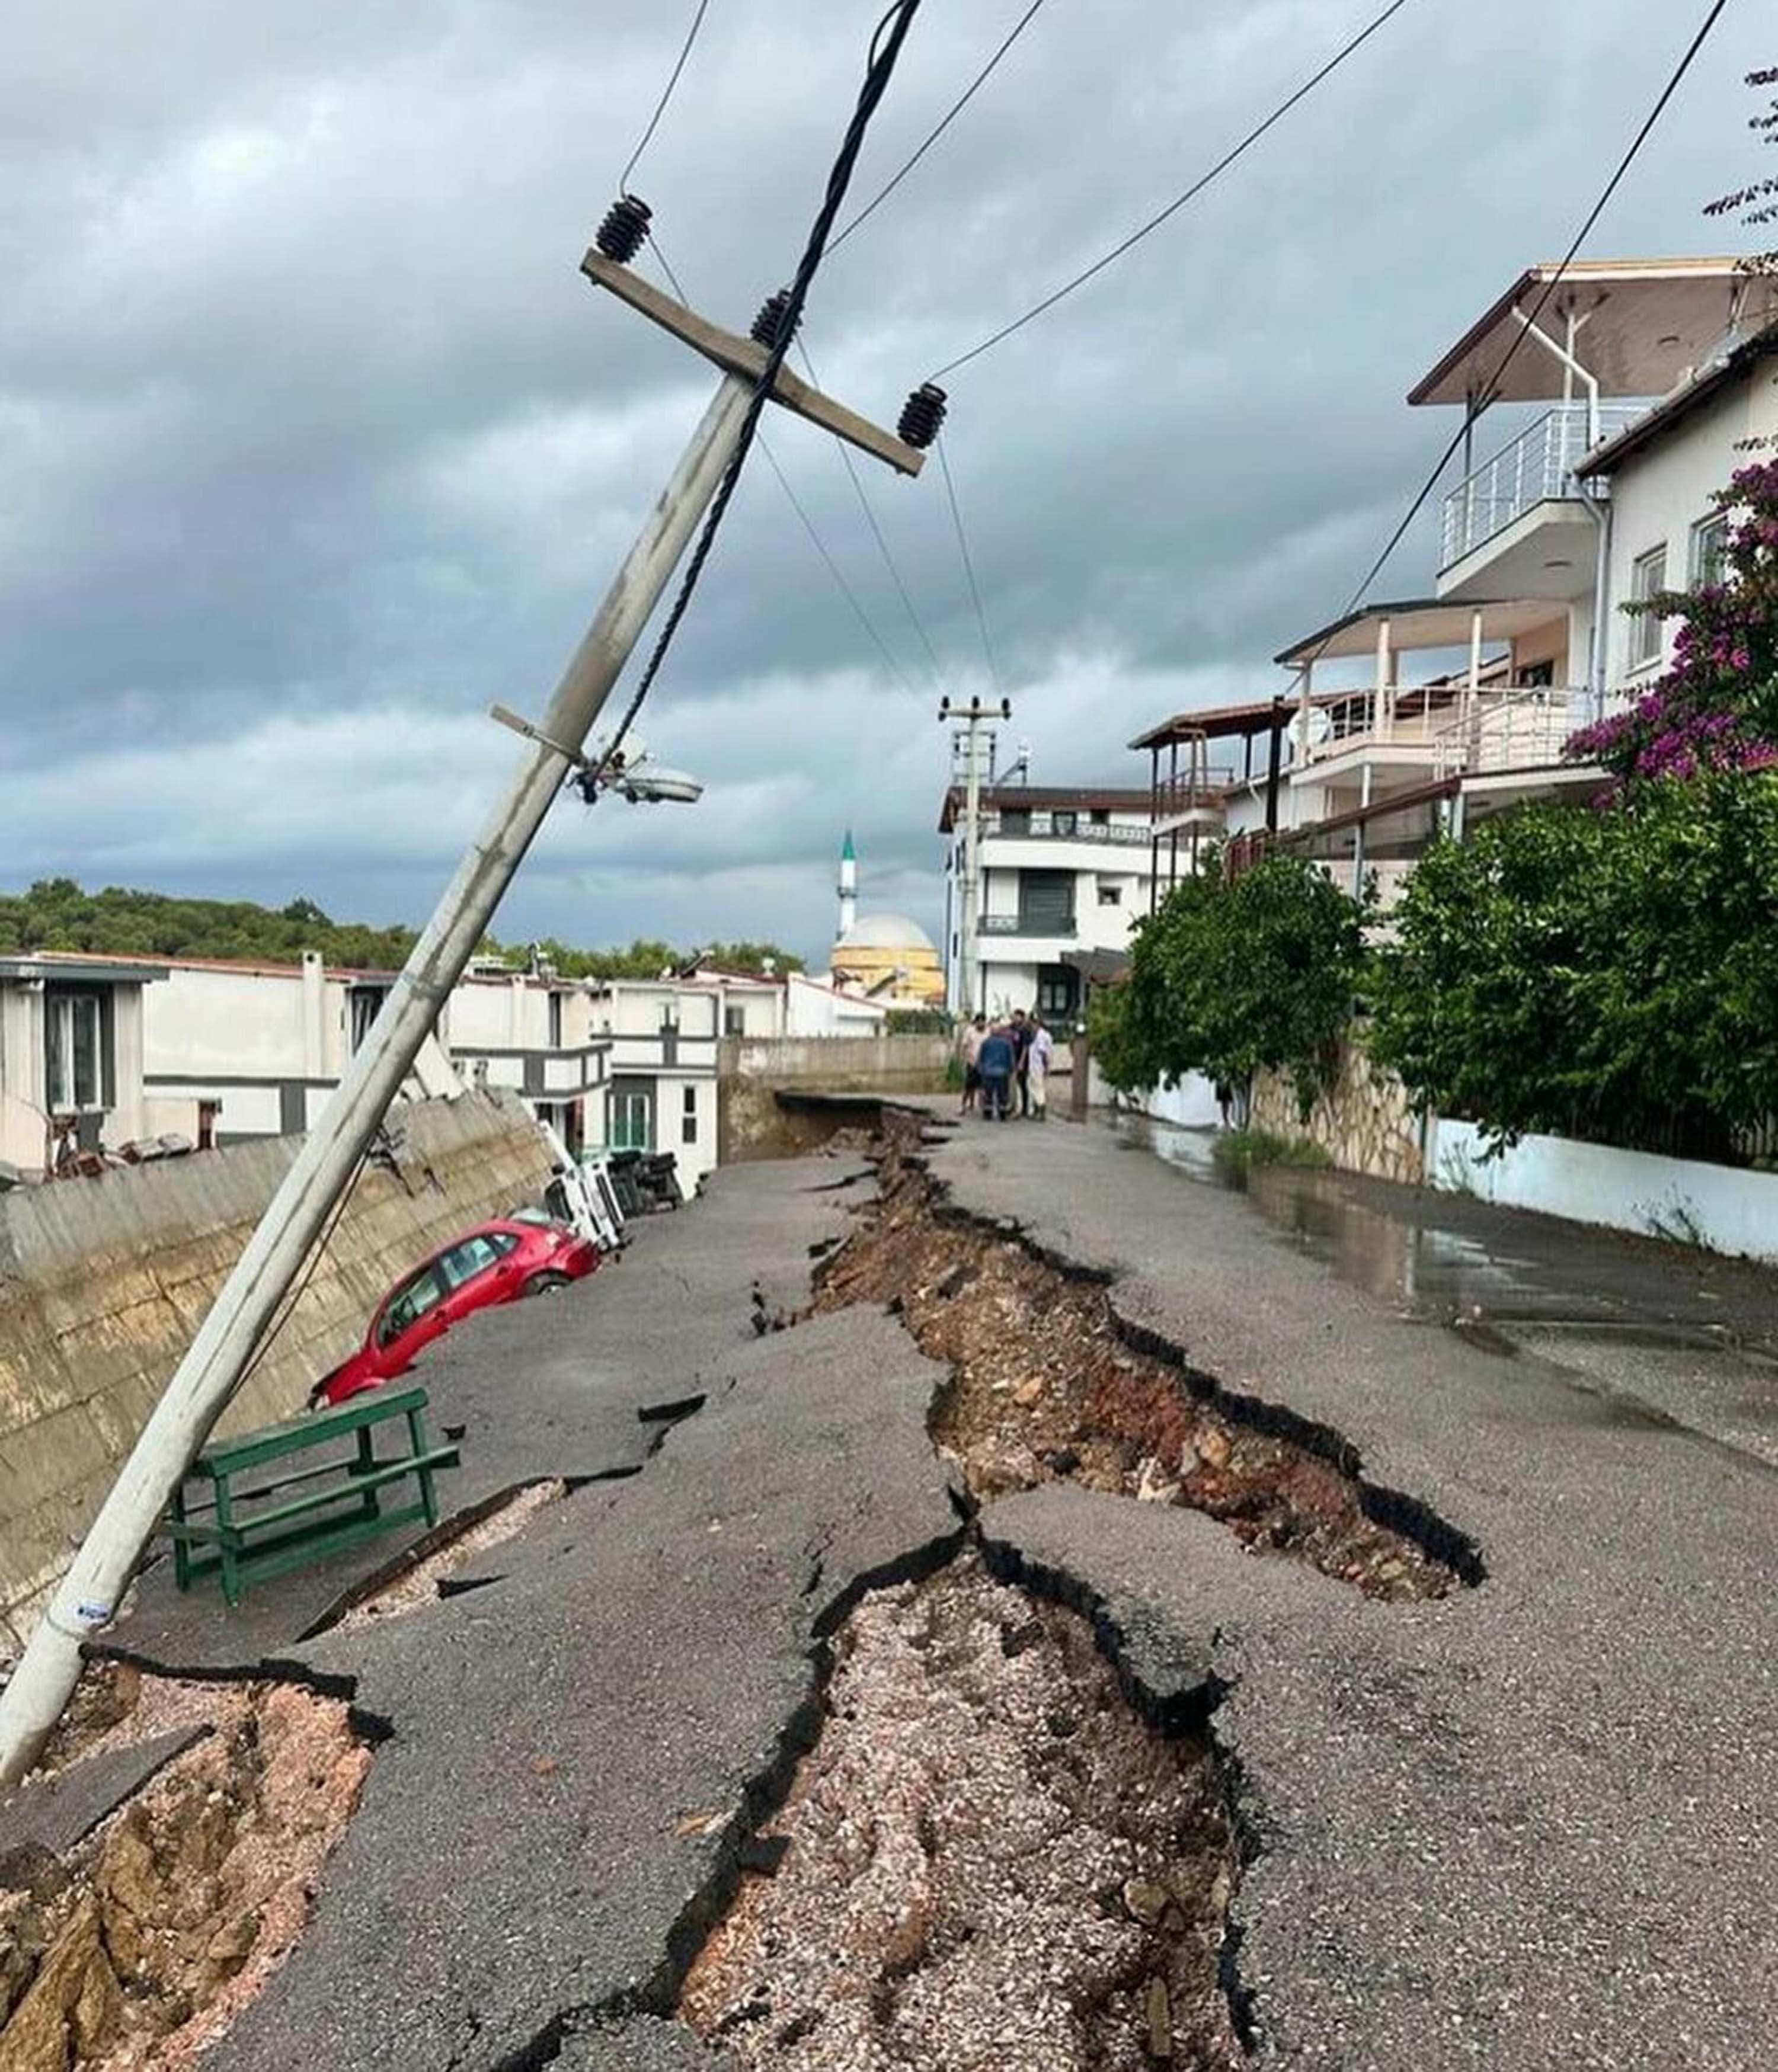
0;1090;551;1660
1251;1037;1427;1185
1429;1119;1778;1262
718;1034;951;1163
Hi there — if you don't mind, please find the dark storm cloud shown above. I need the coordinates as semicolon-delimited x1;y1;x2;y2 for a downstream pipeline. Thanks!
1;0;1756;956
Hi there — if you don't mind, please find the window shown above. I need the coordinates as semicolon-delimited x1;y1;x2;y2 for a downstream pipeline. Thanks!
1515;659;1555;688
348;984;389;1051
999;808;1031;837
44;991;105;1111
1089;809;1109;826
1691;513;1729;588
611;1088;653;1151
1098;882;1123;908
1629;546;1667;668
547;992;564;1048
1052;810;1078;837
376;1266;446;1347
682;1084;699;1147
724;1005;745;1036
1037;965;1079;1019
437;1233;503;1289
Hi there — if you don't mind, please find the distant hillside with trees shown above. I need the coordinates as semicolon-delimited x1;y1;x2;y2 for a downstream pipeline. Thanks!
0;879;804;981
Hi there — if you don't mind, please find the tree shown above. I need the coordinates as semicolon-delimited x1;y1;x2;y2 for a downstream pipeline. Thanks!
1091;853;1368;1117
1370;774;1778;1157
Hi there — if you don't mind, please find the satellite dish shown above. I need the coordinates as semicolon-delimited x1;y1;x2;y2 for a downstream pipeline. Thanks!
1304;705;1334;749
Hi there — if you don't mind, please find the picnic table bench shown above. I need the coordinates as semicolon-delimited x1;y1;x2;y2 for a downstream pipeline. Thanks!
165;1385;459;1605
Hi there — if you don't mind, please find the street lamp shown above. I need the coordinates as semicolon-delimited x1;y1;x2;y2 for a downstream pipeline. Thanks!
570;735;705;808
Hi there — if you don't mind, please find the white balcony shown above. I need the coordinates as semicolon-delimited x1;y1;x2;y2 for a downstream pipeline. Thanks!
1440;402;1646;569
1431;686;1594;780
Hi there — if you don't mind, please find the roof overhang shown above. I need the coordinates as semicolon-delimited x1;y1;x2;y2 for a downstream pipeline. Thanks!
1128;694;1344;751
1408;260;1777;407
1582;324;1778;473
1274;597;1561;668
0;956;170;987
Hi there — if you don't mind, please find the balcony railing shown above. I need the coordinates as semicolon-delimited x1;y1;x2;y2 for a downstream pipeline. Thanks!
1300;686;1463;763
984;814;1150;847
980;913;1077;939
1431;686;1592;780
1440;401;1646;568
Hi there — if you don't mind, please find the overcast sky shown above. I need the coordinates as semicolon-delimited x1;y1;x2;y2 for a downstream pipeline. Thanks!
1;1;1758;963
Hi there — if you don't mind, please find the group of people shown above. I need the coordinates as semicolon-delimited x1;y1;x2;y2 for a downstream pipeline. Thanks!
959;1008;1055;1122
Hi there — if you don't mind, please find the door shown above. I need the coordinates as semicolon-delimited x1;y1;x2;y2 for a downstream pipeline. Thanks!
434;1229;522;1325
373;1261;451;1373
1019;869;1075;936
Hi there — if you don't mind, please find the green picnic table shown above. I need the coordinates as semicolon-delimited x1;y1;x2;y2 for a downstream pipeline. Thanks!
165;1385;459;1605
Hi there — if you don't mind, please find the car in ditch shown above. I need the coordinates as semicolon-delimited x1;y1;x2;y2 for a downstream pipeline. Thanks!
309;1216;599;1407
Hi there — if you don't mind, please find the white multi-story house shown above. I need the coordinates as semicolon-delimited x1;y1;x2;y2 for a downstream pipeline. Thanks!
938;783;1162;1023
0;947;887;1189
1132;259;1778;905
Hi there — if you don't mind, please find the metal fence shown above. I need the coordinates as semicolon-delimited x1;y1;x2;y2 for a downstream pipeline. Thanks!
1440;402;1644;567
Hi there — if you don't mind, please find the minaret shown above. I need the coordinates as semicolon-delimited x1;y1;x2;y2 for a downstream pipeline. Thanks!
837;828;858;941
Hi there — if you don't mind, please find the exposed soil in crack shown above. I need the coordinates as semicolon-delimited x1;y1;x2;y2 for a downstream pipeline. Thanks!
0;1679;368;2070
679;1556;1242;2070
811;1129;1462;1600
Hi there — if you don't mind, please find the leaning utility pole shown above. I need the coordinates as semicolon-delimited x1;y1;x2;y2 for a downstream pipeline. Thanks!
0;213;926;1788
941;693;1010;1019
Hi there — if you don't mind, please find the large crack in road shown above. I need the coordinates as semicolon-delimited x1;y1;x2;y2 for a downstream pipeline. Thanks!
679;1558;1243;2071
809;1122;1479;1599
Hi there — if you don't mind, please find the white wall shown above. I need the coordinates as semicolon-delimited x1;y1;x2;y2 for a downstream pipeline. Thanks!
783;973;887;1036
1604;366;1778;691
1431;1117;1778;1263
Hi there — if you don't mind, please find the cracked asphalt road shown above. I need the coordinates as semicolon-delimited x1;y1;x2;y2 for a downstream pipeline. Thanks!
22;1114;1778;2069
928;1107;1778;2070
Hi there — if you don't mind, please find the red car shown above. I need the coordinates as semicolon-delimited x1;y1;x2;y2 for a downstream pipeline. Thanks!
311;1216;598;1408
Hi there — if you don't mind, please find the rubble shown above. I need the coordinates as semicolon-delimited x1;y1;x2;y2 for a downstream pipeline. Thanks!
0;1681;368;2070
679;1559;1243;2070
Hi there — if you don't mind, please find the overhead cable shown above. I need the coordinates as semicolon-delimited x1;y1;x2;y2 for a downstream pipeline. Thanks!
1307;0;1733;656
644;232;928;704
928;0;1420;380
937;435;1002;695
621;0;715;192
795;337;948;689
590;0;927;786
828;0;1053;254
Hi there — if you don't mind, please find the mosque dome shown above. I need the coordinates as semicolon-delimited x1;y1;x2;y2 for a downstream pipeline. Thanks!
836;913;936;953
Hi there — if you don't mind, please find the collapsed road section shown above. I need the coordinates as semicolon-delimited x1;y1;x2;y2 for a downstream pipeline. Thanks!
0;1677;370;2071
810;1122;1479;1599
679;1557;1243;2071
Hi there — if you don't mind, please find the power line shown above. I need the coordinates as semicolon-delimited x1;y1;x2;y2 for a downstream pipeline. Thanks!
828;0;1053;254
643;232;926;703
757;438;925;700
593;0;927;783
928;0;1421;380
1308;0;1733;656
937;434;1002;694
794;335;948;688
621;0;715;193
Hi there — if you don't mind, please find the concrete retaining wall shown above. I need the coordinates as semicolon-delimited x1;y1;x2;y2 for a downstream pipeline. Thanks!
718;1034;951;1163
0;1090;551;1658
1429;1119;1778;1261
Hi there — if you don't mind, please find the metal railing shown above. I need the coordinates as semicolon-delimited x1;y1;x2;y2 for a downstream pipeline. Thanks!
980;912;1077;939
1440;401;1645;567
984;814;1150;846
1431;686;1591;780
1300;688;1461;764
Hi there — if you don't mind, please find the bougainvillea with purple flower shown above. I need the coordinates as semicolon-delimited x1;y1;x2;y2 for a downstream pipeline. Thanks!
1565;459;1778;783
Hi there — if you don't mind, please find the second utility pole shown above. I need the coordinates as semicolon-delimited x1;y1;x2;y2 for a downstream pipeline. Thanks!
0;226;925;1789
941;693;1010;1019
